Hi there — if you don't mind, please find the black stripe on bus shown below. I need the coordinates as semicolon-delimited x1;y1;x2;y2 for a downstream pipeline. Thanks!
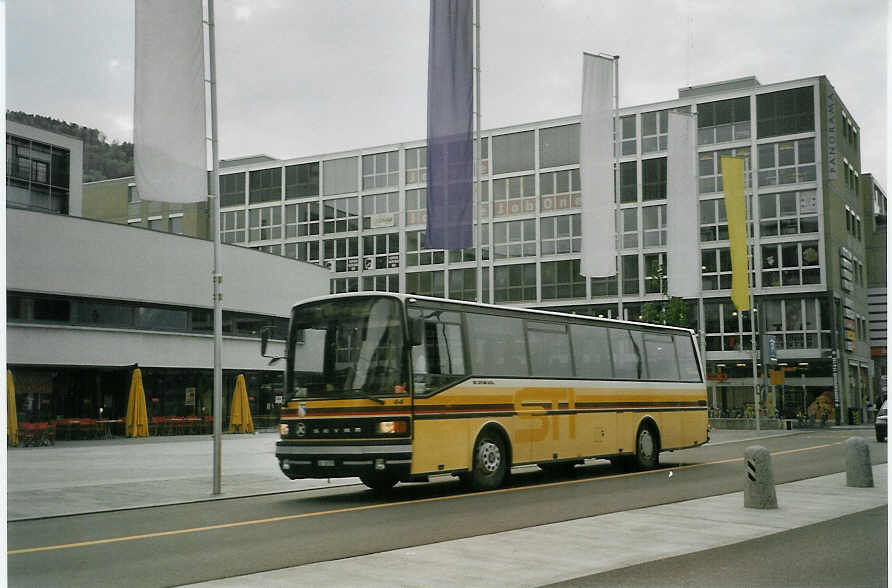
414;411;519;420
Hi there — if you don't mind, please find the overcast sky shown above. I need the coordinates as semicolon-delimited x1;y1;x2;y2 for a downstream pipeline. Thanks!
6;0;889;187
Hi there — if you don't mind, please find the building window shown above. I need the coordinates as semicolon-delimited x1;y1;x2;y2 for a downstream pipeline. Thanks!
640;109;668;153
539;124;580;168
285;162;319;199
619;161;637;203
494;263;537;303
475;136;490;176
6;135;70;214
762;298;828;350
221;210;245;243
541;259;586;300
642;157;667;201
147;217;164;231
701;248;732;290
540;169;581;212
253;244;281;255
643;252;667;294
362;232;400;270
322;236;359;272
127;184;140;203
700;198;728;242
248;205;282;241
362;151;399;190
757;139;816;187
219;173;245;207
448;268;478;301
622;254;639;295
698;147;751;194
405;188;427;226
169;215;184;235
642;204;667;247
756;86;814;139
704;298;752;351
697;96;751;145
493;219;537;259
322;196;359;233
322;156;358;196
330;277;359;294
284;241;320;263
405;147;427;185
489;174;536;217
619;208;638;249
362;191;400;229
362;274;399;293
621;115;636;156
406;230;445;266
406;270;445;297
759;190;818;236
761;240;820;287
285;201;320;238
492;130;534;174
249;168;282;204
540;213;582;255
590;273;617;297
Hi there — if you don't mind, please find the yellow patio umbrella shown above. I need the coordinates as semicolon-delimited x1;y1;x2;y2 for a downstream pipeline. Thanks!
7;370;18;447
228;374;254;434
125;368;149;437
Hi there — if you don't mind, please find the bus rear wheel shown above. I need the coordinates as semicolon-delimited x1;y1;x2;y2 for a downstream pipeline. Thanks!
470;431;507;491
634;425;659;470
360;473;398;493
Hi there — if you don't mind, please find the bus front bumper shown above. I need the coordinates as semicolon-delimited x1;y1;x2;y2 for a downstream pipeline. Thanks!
276;441;413;480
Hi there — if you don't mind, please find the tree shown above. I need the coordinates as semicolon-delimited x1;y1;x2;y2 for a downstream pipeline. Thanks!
640;259;688;328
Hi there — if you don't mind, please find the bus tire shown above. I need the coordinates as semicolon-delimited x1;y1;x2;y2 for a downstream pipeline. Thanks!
470;431;508;491
634;424;660;471
359;473;398;493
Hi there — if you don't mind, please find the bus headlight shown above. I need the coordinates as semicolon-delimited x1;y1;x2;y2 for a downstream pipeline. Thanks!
279;423;290;436
376;421;408;434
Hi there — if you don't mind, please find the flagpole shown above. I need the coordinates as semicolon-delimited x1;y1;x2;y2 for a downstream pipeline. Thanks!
613;56;622;319
207;0;224;494
745;168;760;432
474;0;482;304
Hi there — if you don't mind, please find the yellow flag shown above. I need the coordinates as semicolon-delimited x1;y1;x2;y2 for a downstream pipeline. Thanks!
721;156;750;311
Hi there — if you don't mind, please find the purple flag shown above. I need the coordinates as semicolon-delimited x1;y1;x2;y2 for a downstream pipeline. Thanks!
426;0;473;250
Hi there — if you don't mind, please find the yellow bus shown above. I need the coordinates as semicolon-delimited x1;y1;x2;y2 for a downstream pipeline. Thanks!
267;293;708;492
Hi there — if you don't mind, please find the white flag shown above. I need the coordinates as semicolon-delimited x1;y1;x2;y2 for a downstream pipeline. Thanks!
579;53;616;277
134;0;207;203
667;111;699;298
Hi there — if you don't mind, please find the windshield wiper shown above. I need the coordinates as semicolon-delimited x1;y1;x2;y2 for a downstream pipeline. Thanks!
342;388;386;404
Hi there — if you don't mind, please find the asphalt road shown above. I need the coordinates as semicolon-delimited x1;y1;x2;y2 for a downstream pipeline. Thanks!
547;507;888;588
7;430;887;587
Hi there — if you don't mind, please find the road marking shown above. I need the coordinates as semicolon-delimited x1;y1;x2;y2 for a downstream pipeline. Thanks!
5;440;847;555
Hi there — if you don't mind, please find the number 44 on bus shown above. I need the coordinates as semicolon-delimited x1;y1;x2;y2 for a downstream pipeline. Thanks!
261;293;708;492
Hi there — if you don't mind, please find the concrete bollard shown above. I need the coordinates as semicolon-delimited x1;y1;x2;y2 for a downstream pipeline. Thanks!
744;445;778;509
845;437;874;488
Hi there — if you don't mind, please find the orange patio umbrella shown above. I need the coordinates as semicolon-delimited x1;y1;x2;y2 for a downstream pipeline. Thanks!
125;368;149;437
7;370;18;446
228;374;254;434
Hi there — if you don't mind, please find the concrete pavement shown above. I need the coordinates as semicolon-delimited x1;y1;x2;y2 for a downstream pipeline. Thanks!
7;428;808;520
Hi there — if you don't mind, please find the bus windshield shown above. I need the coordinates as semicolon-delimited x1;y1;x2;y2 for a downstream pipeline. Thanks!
288;296;407;401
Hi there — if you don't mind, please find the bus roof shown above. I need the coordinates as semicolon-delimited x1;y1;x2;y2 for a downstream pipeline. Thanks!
290;292;696;336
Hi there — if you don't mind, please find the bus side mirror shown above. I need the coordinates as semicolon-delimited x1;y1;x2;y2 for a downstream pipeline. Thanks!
408;317;425;347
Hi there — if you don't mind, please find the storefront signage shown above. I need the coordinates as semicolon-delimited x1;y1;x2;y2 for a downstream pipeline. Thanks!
370;213;396;229
480;197;538;218
387;254;400;268
825;86;838;180
405;210;427;226
540;193;583;213
347;258;359;272
185;387;195;406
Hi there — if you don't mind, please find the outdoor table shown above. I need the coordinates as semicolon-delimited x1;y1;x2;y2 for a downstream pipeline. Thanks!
97;419;118;439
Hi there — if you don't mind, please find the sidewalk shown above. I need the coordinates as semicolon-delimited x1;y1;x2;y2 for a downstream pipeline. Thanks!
0;427;859;520
183;464;888;587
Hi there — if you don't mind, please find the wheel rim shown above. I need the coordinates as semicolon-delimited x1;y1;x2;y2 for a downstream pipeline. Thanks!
478;440;501;474
638;429;654;462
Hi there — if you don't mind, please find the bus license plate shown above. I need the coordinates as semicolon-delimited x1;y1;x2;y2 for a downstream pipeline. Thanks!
318;459;335;467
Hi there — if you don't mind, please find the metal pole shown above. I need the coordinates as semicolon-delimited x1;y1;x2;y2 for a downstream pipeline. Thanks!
613;56;622;319
207;0;224;495
745;175;759;431
474;0;482;304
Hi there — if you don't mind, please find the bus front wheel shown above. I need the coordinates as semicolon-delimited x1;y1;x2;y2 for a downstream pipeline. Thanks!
634;425;659;470
470;431;507;490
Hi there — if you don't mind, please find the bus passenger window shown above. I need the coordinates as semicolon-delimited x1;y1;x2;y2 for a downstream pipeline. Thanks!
610;328;646;380
675;334;702;382
571;324;613;379
643;332;679;381
527;321;571;378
